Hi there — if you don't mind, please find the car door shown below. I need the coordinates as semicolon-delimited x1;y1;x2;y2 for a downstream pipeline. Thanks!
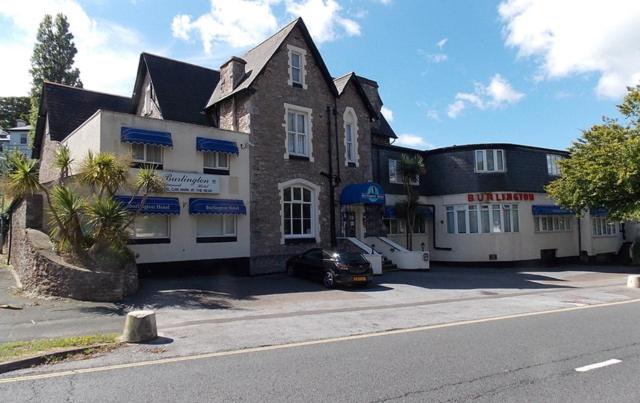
301;249;324;280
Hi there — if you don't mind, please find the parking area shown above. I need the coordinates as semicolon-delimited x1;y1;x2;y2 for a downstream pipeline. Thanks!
1;264;636;344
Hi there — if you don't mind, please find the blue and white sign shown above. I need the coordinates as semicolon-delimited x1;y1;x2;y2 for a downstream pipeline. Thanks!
340;182;385;205
189;198;247;215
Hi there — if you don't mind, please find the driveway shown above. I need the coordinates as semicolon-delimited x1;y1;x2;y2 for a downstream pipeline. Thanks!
1;264;636;344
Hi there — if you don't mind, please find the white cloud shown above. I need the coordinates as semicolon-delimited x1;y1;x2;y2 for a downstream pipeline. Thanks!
381;105;393;122
375;0;393;5
394;133;432;149
446;74;524;118
0;0;142;96
426;109;440;121
499;0;640;98
436;38;448;49
419;38;449;64
285;0;361;43
171;0;279;55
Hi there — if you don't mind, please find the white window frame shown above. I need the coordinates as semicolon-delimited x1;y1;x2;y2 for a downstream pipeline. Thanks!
475;149;506;173
129;215;170;239
287;44;307;89
131;143;163;165
446;204;519;234
196;215;237;238
383;218;405;235
343;107;359;166
534;215;572;233
547;154;564;176
278;178;321;244
203;152;230;171
592;217;617;237
283;104;313;161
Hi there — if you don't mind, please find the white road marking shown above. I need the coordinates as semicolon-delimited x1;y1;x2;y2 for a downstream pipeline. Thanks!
0;298;639;384
575;359;622;372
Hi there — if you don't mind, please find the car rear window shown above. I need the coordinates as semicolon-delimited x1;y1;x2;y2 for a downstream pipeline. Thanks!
337;252;368;264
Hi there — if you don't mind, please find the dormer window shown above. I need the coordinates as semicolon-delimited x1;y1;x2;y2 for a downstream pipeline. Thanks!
143;82;154;116
475;149;505;173
287;45;307;89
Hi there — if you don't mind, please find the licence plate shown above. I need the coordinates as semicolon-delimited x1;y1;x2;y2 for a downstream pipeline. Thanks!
352;276;367;282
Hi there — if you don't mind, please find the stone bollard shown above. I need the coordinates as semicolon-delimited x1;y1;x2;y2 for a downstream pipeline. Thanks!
122;310;157;343
627;275;640;289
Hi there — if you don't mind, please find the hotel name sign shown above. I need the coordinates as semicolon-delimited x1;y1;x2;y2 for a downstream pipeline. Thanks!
467;192;535;202
161;171;219;194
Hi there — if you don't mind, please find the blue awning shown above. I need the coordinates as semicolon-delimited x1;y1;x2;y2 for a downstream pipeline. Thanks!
531;205;573;216
189;198;247;215
196;137;239;154
114;196;180;215
384;206;433;219
590;208;608;217
121;127;173;147
340;182;385;205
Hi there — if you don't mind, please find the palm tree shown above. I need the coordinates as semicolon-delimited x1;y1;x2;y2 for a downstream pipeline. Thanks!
53;144;73;184
397;154;426;250
78;151;128;197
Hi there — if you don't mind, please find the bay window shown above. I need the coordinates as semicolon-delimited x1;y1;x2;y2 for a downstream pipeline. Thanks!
446;204;519;234
534;216;571;232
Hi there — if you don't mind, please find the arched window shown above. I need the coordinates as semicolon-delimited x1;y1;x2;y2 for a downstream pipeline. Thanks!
343;107;359;166
279;179;321;242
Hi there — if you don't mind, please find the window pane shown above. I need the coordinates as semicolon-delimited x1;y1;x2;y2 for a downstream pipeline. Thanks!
292;66;301;83
291;52;301;68
476;150;484;171
288;132;296;154
292;203;301;219
293;187;301;201
503;205;511;232
512;206;519;232
147;145;162;163
288;112;296;132
457;209;466;234
284;219;291;235
481;206;490;233
497;150;504;171
297;133;306;155
224;215;235;235
303;219;312;234
492;205;501;232
346;124;352;142
389;160;398;182
217;153;229;168
292;219;302;234
284;188;291;202
284;202;290;218
297;114;305;134
302;204;311;219
446;207;455;234
303;188;311;202
534;217;540;232
469;206;478;233
487;150;495;171
203;152;216;168
132;143;144;160
135;216;168;238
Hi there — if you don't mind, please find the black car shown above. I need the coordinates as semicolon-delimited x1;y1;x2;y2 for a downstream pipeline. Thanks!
286;248;373;288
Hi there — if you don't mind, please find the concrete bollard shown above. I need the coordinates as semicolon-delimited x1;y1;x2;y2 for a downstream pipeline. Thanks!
627;275;640;289
122;310;157;343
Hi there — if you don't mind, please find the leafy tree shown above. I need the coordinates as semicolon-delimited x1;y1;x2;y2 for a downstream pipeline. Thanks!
394;154;426;250
0;97;30;129
546;85;640;221
6;145;164;267
28;13;82;142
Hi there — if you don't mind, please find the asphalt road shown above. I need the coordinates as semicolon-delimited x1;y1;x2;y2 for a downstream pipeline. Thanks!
2;300;639;402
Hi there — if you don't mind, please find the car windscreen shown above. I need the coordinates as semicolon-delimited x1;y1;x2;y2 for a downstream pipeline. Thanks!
337;252;368;265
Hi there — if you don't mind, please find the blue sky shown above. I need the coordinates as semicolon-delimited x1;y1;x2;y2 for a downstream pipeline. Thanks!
1;0;639;151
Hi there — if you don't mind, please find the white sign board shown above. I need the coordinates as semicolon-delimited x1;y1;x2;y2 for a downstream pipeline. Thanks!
160;171;219;194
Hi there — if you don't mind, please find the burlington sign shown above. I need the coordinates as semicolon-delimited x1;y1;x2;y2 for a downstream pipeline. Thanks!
161;171;219;194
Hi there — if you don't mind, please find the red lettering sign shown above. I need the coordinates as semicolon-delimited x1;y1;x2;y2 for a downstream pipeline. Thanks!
466;192;535;202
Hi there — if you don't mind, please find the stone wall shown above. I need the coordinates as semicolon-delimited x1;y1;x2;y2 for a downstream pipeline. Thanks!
9;198;137;302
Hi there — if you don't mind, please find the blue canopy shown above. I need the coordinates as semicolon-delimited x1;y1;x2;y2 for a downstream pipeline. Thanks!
196;137;239;154
340;182;385;205
114;196;180;215
531;205;573;216
590;208;608;217
189;198;247;215
121;127;173;147
384;206;433;219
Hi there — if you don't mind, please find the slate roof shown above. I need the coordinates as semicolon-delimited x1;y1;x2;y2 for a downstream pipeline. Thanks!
33;82;131;158
206;18;338;108
132;53;220;125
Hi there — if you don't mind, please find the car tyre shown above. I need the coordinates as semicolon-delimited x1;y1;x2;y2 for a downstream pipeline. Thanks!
323;271;335;289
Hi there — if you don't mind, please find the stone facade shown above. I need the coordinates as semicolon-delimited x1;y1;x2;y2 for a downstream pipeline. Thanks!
8;197;137;302
214;25;375;274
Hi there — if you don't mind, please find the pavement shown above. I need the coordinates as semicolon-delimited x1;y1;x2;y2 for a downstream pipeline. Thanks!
1;262;640;378
1;294;639;402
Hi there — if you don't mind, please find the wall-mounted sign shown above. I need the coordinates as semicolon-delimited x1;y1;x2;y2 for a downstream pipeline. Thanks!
467;192;535;202
160;171;219;194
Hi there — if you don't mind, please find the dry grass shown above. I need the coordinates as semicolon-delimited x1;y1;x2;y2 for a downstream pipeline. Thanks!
0;333;119;362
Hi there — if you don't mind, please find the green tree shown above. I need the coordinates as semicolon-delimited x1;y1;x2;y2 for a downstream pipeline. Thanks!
28;13;82;142
0;97;30;129
394;154;426;250
546;85;640;221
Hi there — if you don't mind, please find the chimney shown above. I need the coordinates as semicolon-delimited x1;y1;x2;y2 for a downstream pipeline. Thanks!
219;56;247;96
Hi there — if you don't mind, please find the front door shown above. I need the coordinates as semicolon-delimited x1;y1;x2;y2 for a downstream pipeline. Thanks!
341;210;356;237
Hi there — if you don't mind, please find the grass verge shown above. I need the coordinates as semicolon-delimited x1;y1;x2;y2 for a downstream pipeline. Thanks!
0;333;120;363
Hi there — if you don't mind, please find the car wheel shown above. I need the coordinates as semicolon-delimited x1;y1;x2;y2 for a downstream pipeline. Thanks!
287;263;295;276
322;271;335;289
